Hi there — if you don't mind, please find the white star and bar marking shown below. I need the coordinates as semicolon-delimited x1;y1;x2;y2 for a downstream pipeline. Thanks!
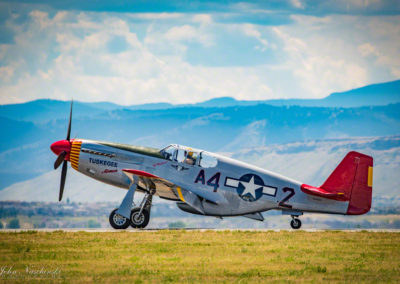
240;176;261;198
225;176;277;197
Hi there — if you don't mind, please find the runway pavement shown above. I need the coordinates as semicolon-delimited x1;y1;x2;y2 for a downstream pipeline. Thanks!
2;228;400;232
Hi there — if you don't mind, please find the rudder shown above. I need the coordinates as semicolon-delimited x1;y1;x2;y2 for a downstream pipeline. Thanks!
320;151;373;215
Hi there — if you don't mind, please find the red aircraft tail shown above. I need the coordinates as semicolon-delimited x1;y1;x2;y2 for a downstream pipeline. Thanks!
321;151;373;215
301;151;373;215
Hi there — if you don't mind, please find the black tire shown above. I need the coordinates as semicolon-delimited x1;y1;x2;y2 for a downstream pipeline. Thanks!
130;208;150;228
109;208;130;229
290;218;302;229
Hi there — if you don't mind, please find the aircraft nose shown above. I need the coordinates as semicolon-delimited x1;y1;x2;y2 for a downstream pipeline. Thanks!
50;140;71;156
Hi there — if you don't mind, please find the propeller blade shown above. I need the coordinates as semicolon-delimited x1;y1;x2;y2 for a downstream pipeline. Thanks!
66;100;73;141
54;151;67;169
59;160;68;202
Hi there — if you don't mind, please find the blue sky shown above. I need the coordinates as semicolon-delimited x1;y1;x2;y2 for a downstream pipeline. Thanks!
0;0;399;105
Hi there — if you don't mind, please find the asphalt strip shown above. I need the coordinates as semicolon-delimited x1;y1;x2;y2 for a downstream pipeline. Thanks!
2;228;400;233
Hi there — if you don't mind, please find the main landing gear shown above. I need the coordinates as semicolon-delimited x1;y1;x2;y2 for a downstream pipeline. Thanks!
290;215;302;229
109;180;155;229
109;208;130;229
130;191;153;228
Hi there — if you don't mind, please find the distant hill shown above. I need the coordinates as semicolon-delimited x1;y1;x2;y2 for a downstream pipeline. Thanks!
201;80;400;108
0;99;115;123
1;80;399;121
0;79;399;190
148;79;400;108
194;97;240;108
0;101;400;189
323;80;400;107
127;102;174;110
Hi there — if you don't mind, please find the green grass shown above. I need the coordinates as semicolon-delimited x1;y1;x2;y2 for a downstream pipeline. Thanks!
0;231;399;283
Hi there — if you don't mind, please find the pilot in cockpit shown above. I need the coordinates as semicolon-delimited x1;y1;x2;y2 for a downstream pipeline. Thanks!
184;151;196;165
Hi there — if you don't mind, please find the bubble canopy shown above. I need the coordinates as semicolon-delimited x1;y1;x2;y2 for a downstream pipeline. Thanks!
160;144;218;168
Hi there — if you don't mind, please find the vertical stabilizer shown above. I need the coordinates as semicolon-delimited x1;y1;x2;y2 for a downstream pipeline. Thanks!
320;151;373;215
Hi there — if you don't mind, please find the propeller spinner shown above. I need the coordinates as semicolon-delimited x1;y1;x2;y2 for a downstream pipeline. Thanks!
50;101;73;201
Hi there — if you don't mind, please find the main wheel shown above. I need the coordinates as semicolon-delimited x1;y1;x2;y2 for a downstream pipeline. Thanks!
130;208;150;229
109;208;130;229
290;218;302;229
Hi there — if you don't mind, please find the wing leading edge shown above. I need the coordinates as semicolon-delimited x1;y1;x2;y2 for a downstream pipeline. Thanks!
122;169;226;207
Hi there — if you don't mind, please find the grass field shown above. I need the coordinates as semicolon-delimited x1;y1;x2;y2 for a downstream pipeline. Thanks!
0;230;399;283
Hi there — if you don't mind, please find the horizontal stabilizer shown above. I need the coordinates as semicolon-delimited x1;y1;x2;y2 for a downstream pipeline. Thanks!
301;184;347;201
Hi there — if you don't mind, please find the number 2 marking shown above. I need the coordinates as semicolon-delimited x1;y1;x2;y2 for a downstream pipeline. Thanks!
279;187;295;208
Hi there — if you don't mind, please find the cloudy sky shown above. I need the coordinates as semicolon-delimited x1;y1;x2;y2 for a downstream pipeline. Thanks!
0;0;399;105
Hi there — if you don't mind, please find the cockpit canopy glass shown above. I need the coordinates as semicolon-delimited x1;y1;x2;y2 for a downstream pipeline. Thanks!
161;145;176;161
198;152;218;168
160;145;217;168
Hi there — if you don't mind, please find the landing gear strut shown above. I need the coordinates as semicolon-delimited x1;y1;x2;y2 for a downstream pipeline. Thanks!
290;216;302;229
282;211;303;230
109;178;155;230
130;189;154;228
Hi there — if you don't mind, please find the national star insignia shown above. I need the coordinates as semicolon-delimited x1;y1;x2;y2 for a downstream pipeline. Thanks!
239;176;263;199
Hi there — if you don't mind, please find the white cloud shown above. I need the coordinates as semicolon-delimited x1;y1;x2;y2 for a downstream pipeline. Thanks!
0;10;399;105
272;14;400;97
0;60;21;83
29;10;51;29
241;24;269;51
358;17;400;77
192;14;212;25
358;43;379;57
290;0;305;9
164;24;213;47
129;13;184;20
392;67;400;78
345;0;381;8
0;11;276;105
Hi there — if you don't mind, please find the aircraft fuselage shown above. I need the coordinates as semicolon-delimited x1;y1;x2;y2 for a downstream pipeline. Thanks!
71;139;349;217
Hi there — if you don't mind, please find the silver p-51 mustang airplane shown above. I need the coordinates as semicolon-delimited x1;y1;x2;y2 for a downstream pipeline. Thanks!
51;103;373;229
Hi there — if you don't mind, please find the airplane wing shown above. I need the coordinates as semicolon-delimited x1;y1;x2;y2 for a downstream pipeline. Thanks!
122;169;227;207
122;169;160;179
122;169;178;200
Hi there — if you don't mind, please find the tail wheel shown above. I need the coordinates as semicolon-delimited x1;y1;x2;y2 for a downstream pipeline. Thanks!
130;208;150;229
290;218;302;229
109;208;130;229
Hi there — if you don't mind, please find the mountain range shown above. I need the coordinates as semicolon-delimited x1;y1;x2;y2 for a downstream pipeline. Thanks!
1;80;400;123
0;79;399;194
